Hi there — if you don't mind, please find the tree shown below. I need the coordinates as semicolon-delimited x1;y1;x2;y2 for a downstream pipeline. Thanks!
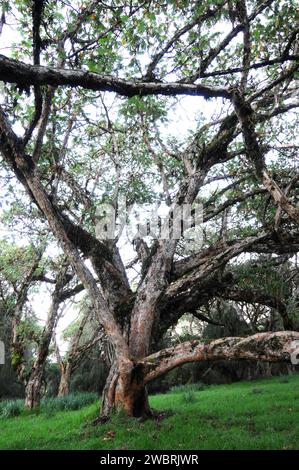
0;242;44;396
0;303;24;398
54;301;105;397
0;240;82;407
24;263;73;408
0;0;299;418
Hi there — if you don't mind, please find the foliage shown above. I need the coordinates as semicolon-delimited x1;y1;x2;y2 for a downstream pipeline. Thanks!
202;303;251;339
180;390;197;403
0;241;39;287
70;359;107;394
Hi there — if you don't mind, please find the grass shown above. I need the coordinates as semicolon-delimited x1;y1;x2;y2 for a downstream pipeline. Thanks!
0;399;24;418
0;392;98;419
1;374;299;450
170;382;206;393
41;392;98;416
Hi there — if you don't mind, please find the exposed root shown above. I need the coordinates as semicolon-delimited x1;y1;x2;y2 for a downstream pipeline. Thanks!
91;415;110;426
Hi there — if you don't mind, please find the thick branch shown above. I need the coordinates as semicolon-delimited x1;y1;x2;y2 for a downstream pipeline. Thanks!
170;233;268;287
0;54;231;99
232;89;299;225
172;231;299;282
23;0;44;146
0;106;131;307
144;331;299;383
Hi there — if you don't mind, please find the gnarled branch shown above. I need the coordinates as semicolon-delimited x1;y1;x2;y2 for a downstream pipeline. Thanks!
144;331;299;383
0;54;231;99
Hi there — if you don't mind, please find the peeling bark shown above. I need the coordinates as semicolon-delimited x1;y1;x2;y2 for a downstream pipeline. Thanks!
25;369;43;409
58;363;71;397
101;362;152;418
232;89;299;226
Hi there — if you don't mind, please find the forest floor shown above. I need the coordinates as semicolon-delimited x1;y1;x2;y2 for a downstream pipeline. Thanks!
1;374;299;450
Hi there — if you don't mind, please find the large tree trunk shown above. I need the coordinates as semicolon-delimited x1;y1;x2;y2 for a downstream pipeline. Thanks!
101;362;152;418
58;363;72;397
25;368;43;409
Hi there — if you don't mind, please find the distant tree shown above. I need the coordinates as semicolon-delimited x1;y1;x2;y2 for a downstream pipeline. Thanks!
24;263;74;408
0;241;82;408
54;302;105;396
0;302;24;398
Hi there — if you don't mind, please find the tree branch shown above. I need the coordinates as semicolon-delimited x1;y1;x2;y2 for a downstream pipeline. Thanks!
218;286;293;330
143;3;225;80
232;89;299;225
0;106;129;361
23;0;44;146
0;54;231;99
144;331;299;383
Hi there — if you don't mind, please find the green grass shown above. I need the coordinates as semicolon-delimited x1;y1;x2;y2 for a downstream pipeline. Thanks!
0;392;98;419
1;374;299;450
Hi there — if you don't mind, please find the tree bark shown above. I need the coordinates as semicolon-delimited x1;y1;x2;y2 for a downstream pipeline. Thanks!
144;331;299;384
100;331;299;419
58;363;72;397
0;54;231;99
0;107;129;363
232;89;299;226
1;14;299;422
24;368;43;409
101;362;152;418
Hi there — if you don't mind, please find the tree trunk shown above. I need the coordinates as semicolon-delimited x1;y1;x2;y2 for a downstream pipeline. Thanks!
58;364;72;396
101;362;152;418
25;368;43;409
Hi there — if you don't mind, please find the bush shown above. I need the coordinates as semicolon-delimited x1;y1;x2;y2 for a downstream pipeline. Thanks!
0;399;24;418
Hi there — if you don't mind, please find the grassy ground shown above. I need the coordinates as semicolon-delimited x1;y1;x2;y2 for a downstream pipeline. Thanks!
1;374;299;450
